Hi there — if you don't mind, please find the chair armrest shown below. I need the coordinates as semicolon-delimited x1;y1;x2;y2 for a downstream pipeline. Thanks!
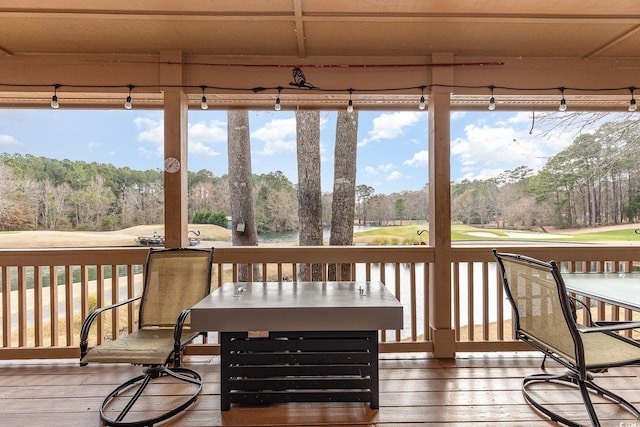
578;321;640;334
79;296;141;363
568;295;595;325
171;308;196;367
174;308;192;343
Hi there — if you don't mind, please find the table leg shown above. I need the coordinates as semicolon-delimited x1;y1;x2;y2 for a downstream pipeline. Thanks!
220;332;231;411
369;330;379;409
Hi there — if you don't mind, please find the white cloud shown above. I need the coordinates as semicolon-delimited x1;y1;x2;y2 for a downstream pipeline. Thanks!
134;117;163;144
189;120;226;145
0;134;23;149
451;116;559;181
359;112;422;146
387;171;403;181
451;111;466;120
251;118;296;155
365;165;378;175
379;163;395;172
188;120;226;158
404;149;428;166
87;141;101;151
134;116;226;159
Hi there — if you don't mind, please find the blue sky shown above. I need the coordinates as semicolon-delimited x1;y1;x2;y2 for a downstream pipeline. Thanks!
0;108;577;195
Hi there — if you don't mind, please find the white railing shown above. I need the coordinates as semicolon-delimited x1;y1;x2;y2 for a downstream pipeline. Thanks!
1;245;638;359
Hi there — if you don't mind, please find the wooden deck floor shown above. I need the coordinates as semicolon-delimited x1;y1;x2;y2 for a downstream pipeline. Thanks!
1;352;639;426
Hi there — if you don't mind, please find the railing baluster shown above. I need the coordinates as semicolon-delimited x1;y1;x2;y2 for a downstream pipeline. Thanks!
482;262;489;341
110;265;118;341
1;267;9;347
18;266;26;347
96;265;104;345
50;266;59;347
34;266;43;347
452;262;460;340
65;266;73;346
467;262;474;341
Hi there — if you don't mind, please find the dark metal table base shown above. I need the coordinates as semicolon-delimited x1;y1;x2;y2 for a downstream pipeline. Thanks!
220;330;379;410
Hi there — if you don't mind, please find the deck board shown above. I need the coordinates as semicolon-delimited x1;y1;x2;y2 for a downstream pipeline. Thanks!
0;353;639;426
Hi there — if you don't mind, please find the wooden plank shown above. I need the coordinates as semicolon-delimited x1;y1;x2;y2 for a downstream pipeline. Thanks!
0;354;638;426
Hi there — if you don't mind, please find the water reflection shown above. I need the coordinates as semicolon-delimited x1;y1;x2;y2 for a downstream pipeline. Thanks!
258;226;380;244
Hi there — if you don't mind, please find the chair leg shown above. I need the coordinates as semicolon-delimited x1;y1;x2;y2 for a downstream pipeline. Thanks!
100;366;202;427
523;371;640;427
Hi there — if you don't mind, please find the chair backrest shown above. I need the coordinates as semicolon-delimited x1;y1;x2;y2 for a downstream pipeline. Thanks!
493;250;582;364
139;247;214;330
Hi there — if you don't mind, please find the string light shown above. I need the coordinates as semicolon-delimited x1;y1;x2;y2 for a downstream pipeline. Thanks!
274;86;282;111
488;85;496;111
200;85;208;110
558;87;567;112
50;84;60;109
4;81;639;112
124;84;134;110
347;88;354;113
418;86;426;110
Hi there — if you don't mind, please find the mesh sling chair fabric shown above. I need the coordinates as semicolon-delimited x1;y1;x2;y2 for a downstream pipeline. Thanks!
80;247;214;427
493;250;640;427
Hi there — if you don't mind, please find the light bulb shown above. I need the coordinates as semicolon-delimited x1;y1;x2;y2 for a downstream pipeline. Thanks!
558;88;567;112
274;97;281;111
559;98;567;112
488;96;496;111
347;99;354;113
50;95;59;109
201;95;208;110
418;95;426;110
124;95;132;110
629;98;637;112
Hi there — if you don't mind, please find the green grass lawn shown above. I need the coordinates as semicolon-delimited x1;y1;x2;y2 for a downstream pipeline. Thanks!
354;224;640;245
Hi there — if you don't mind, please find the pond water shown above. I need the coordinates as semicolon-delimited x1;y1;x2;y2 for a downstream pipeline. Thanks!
258;226;380;244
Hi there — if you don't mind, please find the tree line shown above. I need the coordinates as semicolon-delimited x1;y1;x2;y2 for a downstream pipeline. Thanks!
1;118;638;234
0;152;425;233
452;119;640;229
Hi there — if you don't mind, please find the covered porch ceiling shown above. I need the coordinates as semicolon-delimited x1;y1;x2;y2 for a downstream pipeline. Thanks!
1;0;639;110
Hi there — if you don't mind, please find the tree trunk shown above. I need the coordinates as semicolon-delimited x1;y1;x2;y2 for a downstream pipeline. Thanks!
329;111;358;280
227;110;260;281
296;111;323;280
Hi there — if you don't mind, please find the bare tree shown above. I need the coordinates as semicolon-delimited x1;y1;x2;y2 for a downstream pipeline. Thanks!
329;111;358;280
228;110;260;281
296;111;323;280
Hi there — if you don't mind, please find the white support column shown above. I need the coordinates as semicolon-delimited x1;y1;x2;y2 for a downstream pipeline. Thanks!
428;53;455;358
161;51;188;248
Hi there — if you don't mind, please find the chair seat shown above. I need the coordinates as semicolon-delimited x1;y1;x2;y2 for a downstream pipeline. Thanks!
81;328;198;365
582;331;640;368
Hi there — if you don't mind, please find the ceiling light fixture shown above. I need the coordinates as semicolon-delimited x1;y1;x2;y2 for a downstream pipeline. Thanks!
488;85;496;111
200;85;208;110
347;89;354;113
50;84;60;109
124;84;134;110
558;87;567;112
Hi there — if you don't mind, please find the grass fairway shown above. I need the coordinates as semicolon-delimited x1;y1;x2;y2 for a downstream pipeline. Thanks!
353;224;640;245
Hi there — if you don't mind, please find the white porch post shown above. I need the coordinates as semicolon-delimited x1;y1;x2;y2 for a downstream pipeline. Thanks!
161;51;188;248
428;53;455;358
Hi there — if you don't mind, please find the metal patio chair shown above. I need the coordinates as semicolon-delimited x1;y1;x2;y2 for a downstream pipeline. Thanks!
80;247;214;427
493;249;640;427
